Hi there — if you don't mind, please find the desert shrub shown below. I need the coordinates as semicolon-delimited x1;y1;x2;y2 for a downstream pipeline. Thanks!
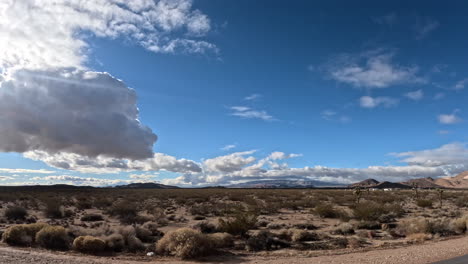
347;237;364;249
291;230;319;242
35;226;70;250
4;206;28;220
427;218;454;236
193;221;217;234
455;196;468;208
104;234;125;252
76;199;93;210
416;199;433;208
208;232;234;248
193;215;206;220
142;222;164;237
313;204;340;218
156;228;215;259
135;225;154;243
397;218;429;236
2;223;49;246
352;202;388;222
73;236;106;254
354;220;381;230
293;223;317;230
218;211;257;236
80;213;103;222
246;231;290;251
108;201;138;223
44;199;65;218
450;216;468;234
119;226;145;252
406;233;431;243
332;223;355;235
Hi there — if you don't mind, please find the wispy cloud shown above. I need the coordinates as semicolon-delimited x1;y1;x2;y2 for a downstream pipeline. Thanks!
229;106;275;121
0;168;55;174
413;18;440;40
404;89;424;101
321;110;351;123
326;50;425;89
244;94;262;101
373;13;398;27
438;110;462;124
454;78;468;90
359;96;399;108
221;144;237;151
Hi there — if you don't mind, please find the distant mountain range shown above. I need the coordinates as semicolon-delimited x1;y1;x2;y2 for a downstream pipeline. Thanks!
350;171;468;189
228;179;344;188
114;182;179;189
3;171;468;189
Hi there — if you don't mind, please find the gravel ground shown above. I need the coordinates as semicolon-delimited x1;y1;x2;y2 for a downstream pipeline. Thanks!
2;236;468;264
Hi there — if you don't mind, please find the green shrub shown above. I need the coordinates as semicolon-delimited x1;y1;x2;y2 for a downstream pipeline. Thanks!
156;228;215;259
2;223;49;246
73;236;106;254
4;206;28;220
416;199;433;208
80;213;103;222
104;234;125;252
352;201;395;221
291;230;319;242
218;211;257;236
314;204;339;218
44;199;65;218
36;225;70;250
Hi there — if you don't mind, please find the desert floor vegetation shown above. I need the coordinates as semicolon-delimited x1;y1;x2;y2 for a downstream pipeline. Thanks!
1;187;468;260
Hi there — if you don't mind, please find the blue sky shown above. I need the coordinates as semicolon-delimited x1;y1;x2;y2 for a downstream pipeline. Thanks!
0;0;467;186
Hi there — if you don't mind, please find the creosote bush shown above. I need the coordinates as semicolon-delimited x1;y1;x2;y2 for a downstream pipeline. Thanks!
73;236;106;254
156;228;215;259
4;206;28;220
36;225;70;250
218;211;257;236
80;213;103;222
416;199;433;208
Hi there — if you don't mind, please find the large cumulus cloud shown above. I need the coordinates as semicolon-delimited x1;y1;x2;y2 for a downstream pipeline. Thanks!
0;69;157;159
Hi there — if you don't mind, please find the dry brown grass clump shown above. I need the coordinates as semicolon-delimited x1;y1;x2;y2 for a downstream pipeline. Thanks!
2;223;49;246
73;236;106;254
35;225;70;250
208;232;234;248
156;228;215;259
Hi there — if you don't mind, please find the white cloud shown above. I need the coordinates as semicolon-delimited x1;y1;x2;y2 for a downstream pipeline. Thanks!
0;69;157;160
404;89;424;101
129;173;158;179
413;18;440;40
221;144;237;151
0;176;14;181
438;111;462;124
23;151;202;174
244;94;262;101
229;106;274;121
30;175;154;186
359;96;399;108
454;79;468;90
203;150;257;173
328;51;424;89
394;143;468;167
0;0;216;71
0;168;54;174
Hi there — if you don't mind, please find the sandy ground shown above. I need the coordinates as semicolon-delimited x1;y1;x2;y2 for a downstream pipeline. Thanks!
2;235;468;264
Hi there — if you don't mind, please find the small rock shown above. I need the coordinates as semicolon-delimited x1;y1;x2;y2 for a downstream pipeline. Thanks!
146;252;155;257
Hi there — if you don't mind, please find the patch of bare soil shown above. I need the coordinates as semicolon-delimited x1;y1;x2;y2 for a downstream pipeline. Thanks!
3;236;468;264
